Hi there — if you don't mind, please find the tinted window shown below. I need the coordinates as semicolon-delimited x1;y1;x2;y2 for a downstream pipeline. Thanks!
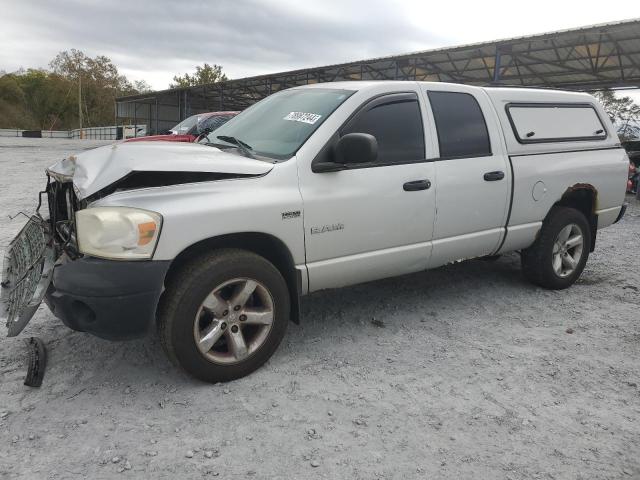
428;91;491;158
342;94;425;164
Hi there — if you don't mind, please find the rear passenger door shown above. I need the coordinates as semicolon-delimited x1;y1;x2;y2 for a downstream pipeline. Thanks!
423;86;511;267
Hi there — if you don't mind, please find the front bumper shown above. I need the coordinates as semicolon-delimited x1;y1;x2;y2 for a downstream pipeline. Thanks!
45;256;170;340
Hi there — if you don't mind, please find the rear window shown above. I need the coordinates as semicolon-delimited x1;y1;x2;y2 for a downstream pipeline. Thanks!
427;91;492;159
506;103;607;144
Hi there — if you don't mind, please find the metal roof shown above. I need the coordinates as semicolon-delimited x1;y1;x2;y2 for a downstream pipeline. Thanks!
116;18;640;133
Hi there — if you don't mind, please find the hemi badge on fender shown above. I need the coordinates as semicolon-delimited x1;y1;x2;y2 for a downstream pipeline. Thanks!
282;210;301;220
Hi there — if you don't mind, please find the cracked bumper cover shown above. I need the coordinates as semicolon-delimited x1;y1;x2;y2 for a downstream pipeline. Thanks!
44;256;170;340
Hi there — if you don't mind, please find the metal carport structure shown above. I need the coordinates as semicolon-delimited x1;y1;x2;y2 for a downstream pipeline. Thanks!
116;18;640;135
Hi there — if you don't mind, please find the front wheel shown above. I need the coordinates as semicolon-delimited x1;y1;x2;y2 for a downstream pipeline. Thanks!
521;207;591;290
158;249;290;383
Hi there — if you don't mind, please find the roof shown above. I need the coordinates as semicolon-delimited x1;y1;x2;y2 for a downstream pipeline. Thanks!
118;17;640;106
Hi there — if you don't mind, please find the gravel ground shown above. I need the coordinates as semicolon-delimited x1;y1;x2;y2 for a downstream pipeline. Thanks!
0;137;639;479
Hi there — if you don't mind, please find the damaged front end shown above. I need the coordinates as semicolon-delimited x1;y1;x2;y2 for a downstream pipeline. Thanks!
0;172;80;337
2;141;273;338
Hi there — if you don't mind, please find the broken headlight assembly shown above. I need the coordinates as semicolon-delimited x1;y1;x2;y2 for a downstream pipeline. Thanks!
75;207;162;260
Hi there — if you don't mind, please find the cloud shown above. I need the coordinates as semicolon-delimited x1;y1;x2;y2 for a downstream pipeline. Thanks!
1;0;444;88
2;0;639;91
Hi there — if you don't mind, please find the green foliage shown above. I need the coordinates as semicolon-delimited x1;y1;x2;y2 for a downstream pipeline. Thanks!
170;63;228;88
0;49;152;130
590;89;640;141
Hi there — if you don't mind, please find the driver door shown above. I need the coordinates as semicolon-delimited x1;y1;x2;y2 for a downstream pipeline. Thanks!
298;91;436;292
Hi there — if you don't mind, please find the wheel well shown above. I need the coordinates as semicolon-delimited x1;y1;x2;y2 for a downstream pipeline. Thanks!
553;184;598;251
163;233;301;323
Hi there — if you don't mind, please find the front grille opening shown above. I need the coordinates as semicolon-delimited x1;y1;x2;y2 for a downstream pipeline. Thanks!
46;178;80;257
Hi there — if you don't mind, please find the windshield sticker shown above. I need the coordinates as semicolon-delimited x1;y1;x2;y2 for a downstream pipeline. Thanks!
283;112;322;124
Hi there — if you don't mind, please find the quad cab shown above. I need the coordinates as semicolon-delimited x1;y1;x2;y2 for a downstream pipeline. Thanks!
1;81;629;382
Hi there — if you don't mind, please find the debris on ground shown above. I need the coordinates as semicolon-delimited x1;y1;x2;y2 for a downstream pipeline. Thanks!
23;336;46;387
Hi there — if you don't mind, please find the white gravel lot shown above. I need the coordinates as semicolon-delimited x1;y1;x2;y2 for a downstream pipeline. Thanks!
0;137;639;479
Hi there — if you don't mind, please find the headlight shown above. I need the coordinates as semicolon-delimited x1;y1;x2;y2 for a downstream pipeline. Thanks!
76;207;162;260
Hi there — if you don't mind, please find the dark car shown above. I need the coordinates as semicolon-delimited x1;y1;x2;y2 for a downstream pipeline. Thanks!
623;140;640;161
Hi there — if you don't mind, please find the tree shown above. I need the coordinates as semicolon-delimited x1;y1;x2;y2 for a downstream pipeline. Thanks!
0;72;35;129
50;49;137;127
170;63;228;88
0;50;154;130
590;89;640;141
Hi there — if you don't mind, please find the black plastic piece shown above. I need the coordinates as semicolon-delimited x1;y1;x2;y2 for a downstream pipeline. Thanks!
313;161;346;173
614;203;627;224
24;337;47;387
334;133;378;165
403;179;431;191
484;171;505;181
22;130;42;138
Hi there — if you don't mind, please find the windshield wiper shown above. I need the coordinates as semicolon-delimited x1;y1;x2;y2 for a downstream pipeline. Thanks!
214;135;255;159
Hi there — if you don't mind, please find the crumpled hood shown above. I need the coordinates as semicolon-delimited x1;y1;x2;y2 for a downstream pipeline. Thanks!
47;141;273;199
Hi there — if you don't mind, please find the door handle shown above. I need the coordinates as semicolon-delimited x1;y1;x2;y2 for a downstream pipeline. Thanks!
483;171;505;181
403;179;431;191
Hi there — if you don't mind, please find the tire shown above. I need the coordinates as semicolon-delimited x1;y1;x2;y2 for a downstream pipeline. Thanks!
158;249;290;383
521;207;591;290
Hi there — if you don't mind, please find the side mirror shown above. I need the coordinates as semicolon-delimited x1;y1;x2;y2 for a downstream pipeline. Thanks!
312;133;378;173
335;133;378;165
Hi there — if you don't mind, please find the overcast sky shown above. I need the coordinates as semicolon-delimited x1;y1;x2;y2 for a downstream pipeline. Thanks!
1;0;640;99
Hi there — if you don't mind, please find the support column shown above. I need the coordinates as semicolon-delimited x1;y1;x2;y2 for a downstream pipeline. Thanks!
493;47;502;84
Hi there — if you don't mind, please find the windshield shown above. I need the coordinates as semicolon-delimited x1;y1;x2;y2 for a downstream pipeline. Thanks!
171;114;200;134
203;88;354;160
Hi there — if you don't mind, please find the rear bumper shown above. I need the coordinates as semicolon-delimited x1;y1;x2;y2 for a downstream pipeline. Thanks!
44;256;170;340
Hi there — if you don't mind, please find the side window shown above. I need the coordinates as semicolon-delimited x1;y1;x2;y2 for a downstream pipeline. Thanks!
341;93;425;164
427;91;492;159
506;104;607;143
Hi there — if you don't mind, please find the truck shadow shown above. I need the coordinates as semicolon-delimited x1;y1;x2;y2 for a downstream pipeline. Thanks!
290;252;528;342
36;252;536;388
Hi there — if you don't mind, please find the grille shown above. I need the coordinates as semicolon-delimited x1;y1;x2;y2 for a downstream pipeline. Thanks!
1;216;55;337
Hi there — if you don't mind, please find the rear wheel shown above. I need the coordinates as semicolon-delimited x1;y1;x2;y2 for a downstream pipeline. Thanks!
158;249;290;383
521;207;591;290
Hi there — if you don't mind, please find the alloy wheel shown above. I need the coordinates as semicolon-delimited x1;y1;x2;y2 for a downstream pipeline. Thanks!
193;278;274;364
551;223;584;278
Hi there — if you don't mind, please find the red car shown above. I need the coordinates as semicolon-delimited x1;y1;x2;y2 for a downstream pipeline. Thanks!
126;111;239;143
629;162;638;194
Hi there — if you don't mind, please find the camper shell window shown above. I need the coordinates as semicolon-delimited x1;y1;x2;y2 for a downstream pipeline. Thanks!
506;103;607;144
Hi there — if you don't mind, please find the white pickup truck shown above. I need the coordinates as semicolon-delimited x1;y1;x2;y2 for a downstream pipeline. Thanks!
1;81;628;382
